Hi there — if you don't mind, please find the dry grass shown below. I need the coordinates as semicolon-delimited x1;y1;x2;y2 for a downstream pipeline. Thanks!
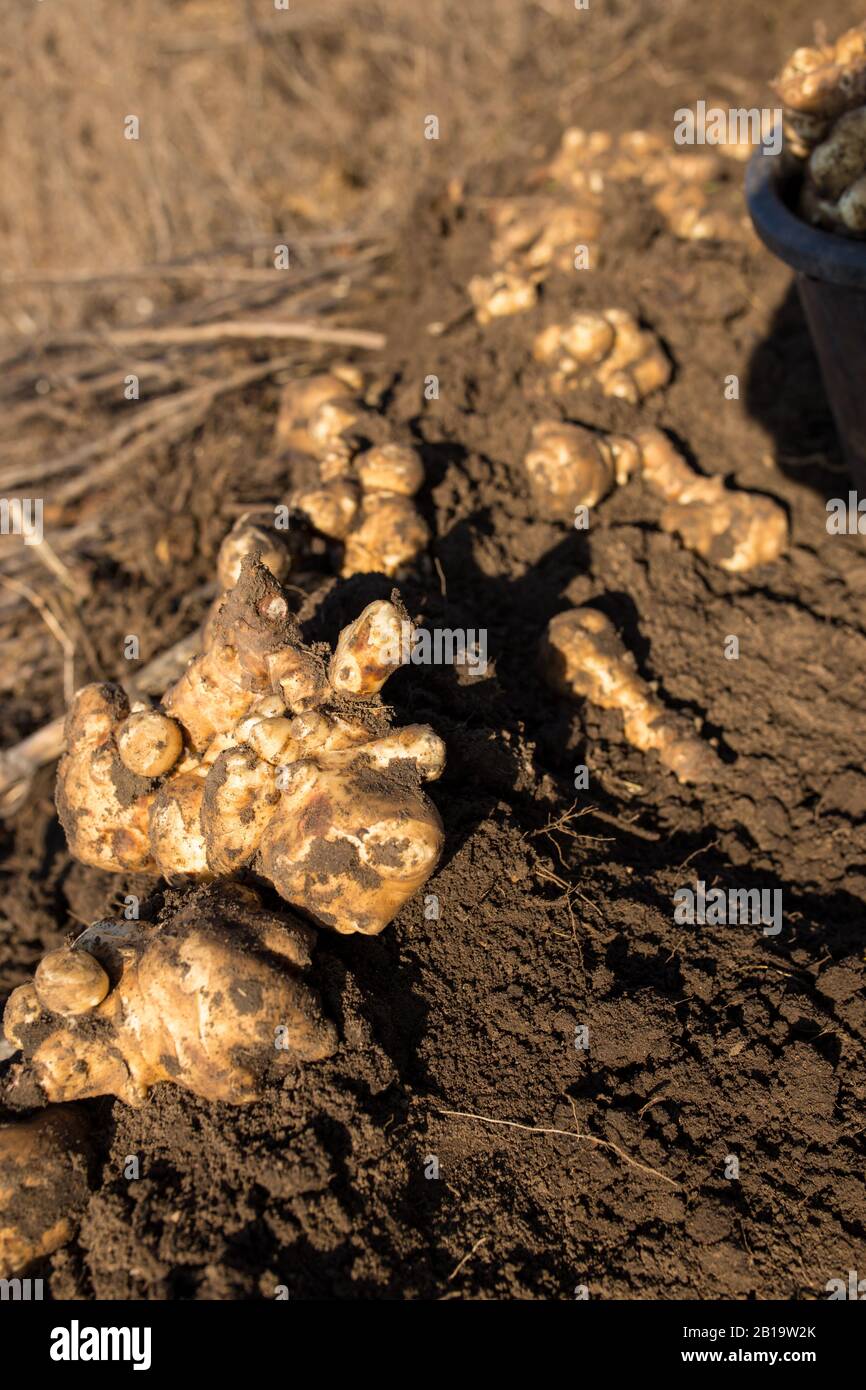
0;0;617;337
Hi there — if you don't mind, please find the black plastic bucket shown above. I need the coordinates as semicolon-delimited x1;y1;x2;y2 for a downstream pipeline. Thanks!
746;139;866;491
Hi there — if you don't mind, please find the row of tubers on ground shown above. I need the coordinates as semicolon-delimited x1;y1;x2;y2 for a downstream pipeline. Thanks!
468;127;751;323
274;365;430;578
775;21;866;236
0;109;795;1269
0;524;447;1269
524;415;788;575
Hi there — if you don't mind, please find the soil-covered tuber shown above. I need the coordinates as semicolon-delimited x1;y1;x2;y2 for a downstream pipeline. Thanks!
632;427;789;573
542;608;719;785
0;1105;92;1276
56;557;446;935
467;269;540;323
276;375;430;577
523;420;639;515
547;127;751;243
774;23;866;234
522;420;788;571
3;884;337;1106
533;309;671;403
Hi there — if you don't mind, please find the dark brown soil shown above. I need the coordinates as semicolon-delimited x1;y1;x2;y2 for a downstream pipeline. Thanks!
2;0;866;1300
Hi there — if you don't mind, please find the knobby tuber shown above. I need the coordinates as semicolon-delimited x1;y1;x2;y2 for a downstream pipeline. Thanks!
3;884;337;1107
523;421;639;515
774;23;866;235
542;608;719;785
57;556;445;935
467;269;540;323
533;308;671;403
547;127;751;243
522;420;788;572
0;1105;92;1276
468;127;748;321
275;371;430;577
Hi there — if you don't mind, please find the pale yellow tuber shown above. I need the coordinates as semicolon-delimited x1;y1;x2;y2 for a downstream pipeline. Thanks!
523;420;639;516
468;269;539;324
546;127;750;243
542;607;719;785
3;885;337;1107
632;427;789;573
0;1106;92;1276
56;557;446;935
773;24;866;234
56;684;159;873
533;309;671;403
520;419;788;571
291;433;430;578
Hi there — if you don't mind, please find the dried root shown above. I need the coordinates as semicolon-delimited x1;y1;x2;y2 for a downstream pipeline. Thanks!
276;372;430;577
3;884;337;1107
0;1106;92;1276
542;607;719;785
774;23;866;234
522;420;788;572
533;308;671;403
57;556;445;935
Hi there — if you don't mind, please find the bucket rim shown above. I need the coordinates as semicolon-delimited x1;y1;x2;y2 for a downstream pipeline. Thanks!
746;133;866;288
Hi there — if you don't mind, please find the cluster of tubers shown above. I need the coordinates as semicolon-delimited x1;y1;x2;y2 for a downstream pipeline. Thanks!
542;608;719;786
524;420;788;573
0;521;449;1269
775;22;866;236
467;125;751;321
1;94;800;1273
275;368;430;577
4;884;337;1109
56;556;445;936
532;308;671;403
547;127;751;245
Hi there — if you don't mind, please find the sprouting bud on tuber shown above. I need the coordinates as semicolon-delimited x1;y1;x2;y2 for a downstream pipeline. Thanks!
0;1106;93;1277
34;946;110;1017
542;607;720;785
116;708;184;779
3;885;337;1106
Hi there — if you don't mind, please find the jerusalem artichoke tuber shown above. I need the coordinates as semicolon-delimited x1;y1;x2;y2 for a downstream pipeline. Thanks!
542;607;719;785
0;1106;93;1276
533;309;671;403
276;375;431;577
56;558;446;935
521;420;788;572
3;884;337;1106
773;23;866;234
